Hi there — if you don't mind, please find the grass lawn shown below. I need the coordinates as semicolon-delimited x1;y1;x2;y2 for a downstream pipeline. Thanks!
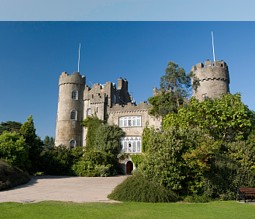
0;201;255;219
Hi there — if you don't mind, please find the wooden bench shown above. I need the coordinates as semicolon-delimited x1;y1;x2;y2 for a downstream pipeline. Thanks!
238;188;255;202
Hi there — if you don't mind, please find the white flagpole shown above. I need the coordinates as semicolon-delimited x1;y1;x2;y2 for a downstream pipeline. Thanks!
78;43;81;72
211;32;216;62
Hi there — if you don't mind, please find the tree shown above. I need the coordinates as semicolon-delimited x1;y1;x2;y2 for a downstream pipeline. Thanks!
0;132;28;169
148;61;191;117
82;116;124;155
43;136;55;149
82;116;104;149
0;121;22;134
94;123;125;155
163;93;254;141
142;93;255;199
20;115;43;173
142;127;199;194
79;116;125;176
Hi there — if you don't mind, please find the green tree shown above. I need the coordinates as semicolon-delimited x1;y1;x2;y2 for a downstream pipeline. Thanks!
0;132;28;169
43;136;55;149
163;93;254;141
142;127;197;193
80;116;125;176
82;116;104;149
20;115;43;173
40;145;83;175
143;93;255;199
94;123;125;155
148;61;191;117
0;121;22;134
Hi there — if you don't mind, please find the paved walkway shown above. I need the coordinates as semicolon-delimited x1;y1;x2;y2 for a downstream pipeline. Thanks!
0;175;127;203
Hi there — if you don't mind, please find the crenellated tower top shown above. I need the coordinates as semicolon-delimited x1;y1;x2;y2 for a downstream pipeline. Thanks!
191;60;230;101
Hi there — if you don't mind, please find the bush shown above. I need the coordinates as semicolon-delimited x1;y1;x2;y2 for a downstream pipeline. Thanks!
0;132;29;170
0;159;30;191
72;150;117;177
108;173;179;202
40;146;83;175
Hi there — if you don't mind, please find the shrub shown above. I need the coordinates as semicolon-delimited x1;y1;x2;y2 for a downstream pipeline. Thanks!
0;159;30;191
72;150;118;176
40;146;83;175
0;132;29;170
130;154;145;169
108;173;179;202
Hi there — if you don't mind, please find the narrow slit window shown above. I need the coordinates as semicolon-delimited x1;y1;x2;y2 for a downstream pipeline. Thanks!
72;90;78;100
71;110;77;120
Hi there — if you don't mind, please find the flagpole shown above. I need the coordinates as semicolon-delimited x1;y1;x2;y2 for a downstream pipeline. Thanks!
78;43;81;72
211;32;216;62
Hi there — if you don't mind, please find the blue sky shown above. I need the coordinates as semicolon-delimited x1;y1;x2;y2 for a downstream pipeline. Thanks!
0;22;255;139
0;1;255;139
1;0;255;21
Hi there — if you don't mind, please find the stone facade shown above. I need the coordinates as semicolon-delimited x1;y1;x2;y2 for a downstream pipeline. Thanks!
191;60;230;101
55;73;161;150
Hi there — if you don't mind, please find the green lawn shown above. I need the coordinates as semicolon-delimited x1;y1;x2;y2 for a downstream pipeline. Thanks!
0;201;254;219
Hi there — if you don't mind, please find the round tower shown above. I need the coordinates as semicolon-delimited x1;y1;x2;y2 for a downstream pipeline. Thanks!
191;60;230;101
55;72;86;147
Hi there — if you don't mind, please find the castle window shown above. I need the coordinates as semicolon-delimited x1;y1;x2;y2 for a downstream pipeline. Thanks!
87;108;92;116
69;139;76;148
72;90;78;100
202;93;208;99
121;136;142;153
70;110;77;120
119;116;142;128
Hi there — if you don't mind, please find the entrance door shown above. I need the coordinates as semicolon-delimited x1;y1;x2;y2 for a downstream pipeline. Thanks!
126;161;133;175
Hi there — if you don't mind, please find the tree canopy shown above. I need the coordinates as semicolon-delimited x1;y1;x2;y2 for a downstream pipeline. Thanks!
0;121;22;135
142;93;255;199
148;61;191;117
163;93;254;141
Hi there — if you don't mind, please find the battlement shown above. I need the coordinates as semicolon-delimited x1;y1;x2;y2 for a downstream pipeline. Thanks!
191;59;230;101
192;60;228;71
108;102;150;114
59;72;86;86
191;60;230;83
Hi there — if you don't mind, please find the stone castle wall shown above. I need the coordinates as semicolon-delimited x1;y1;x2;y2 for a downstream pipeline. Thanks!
108;102;161;137
192;60;230;101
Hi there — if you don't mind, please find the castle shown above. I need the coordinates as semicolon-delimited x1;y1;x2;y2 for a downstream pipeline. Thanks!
55;59;230;173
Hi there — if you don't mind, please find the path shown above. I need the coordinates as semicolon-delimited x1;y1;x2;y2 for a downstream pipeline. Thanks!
0;175;127;203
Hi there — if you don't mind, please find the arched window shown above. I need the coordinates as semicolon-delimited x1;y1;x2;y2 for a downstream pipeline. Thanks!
69;139;76;148
70;110;77;120
71;90;78;100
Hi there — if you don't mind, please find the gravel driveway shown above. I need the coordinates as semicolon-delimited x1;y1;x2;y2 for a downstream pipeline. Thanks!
0;175;127;203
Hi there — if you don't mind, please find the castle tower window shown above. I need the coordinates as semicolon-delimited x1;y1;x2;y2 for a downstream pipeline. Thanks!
119;116;142;128
87;108;92;116
121;136;142;153
202;93;208;99
71;90;78;100
70;110;77;120
69;139;76;148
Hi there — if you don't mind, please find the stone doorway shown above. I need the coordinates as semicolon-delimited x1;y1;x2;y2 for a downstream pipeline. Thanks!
126;161;133;175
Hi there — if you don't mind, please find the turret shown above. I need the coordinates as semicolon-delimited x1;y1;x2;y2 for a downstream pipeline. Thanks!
191;60;230;101
55;72;85;147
